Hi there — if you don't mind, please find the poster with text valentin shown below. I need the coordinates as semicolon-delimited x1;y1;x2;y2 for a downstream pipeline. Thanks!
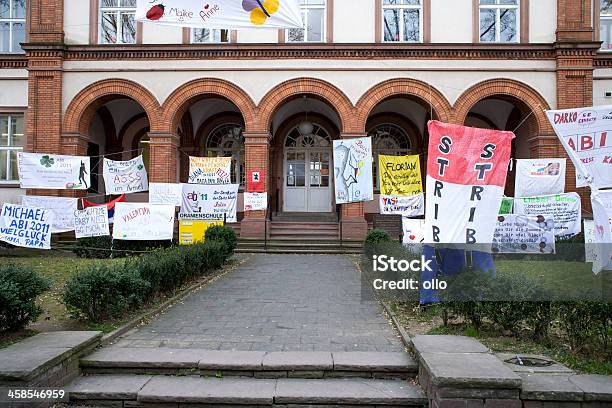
379;154;424;216
425;121;515;244
149;183;183;206
18;152;90;190
546;106;612;189
514;193;582;237
514;159;566;198
180;184;239;222
103;156;148;194
21;195;77;233
591;190;612;274
74;206;110;238
492;214;556;254
112;203;175;241
402;218;425;255
333;137;373;204
0;203;53;249
188;157;232;185
244;192;267;211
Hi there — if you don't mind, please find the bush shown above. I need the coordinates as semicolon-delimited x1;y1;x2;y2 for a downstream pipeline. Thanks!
205;225;237;256
73;236;172;259
365;229;392;245
0;264;50;331
556;300;612;352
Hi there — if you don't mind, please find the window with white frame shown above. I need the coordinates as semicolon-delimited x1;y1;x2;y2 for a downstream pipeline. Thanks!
100;0;137;44
205;124;245;186
287;0;326;43
479;0;519;43
368;123;412;190
0;113;24;183
601;0;612;50
191;28;230;44
382;0;422;43
0;0;26;53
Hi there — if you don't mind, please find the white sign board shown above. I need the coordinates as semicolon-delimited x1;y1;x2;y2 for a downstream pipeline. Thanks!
590;190;612;274
514;159;566;198
244;192;267;211
149;183;182;206
74;207;110;239
21;195;77;233
17;153;90;190
113;203;175;241
0;203;53;249
103;156;148;194
181;184;239;222
380;194;424;216
333;137;374;204
514;193;582;237
492;214;556;254
188;157;232;185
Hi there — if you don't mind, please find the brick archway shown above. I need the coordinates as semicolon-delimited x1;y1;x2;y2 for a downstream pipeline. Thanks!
160;78;256;133
256;78;355;133
63;79;161;135
355;79;454;128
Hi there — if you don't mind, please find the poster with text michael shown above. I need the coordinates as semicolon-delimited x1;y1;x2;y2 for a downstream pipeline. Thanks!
425;121;514;244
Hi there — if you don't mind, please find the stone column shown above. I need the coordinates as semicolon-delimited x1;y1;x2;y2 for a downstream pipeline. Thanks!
148;132;180;183
240;132;270;238
339;133;369;241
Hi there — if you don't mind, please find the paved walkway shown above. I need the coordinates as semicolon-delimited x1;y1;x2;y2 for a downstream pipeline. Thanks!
113;254;403;352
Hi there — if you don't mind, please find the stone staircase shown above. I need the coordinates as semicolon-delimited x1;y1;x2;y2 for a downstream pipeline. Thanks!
65;348;427;407
236;238;363;254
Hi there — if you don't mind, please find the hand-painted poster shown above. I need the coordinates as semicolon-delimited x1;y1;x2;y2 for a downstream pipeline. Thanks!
180;184;239;222
244;192;267;211
590;190;612;274
17;153;90;190
0;203;53;249
514;193;582;237
333;137;373;204
113;203;175;241
425;121;514;244
492;215;556;254
514;159;566;198
74;207;110;239
149;183;183;206
188;157;232;185
82;194;126;224
136;0;303;29
546;106;612;189
247;169;265;193
179;219;224;245
499;197;514;215
378;154;424;216
21;195;78;233
380;195;424;217
103;156;148;194
402;218;425;255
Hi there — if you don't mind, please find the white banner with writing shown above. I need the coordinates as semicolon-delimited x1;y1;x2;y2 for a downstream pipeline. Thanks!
21;195;77;233
181;184;239;222
492;214;556;254
149;183;183;206
18;153;90;190
380;194;424;216
333;137;374;204
113;203;175;241
591;190;612;274
514;159;566;198
103;156;148;194
188;157;232;185
0;203;53;249
514;193;582;237
244;192;267;211
74;207;110;239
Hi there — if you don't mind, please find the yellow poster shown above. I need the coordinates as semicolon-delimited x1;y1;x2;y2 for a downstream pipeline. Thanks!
378;154;423;196
179;220;223;245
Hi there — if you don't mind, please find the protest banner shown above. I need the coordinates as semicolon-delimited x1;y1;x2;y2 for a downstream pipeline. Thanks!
514;193;582;237
492;214;556;254
136;0;302;29
380;194;424;216
180;184;239;222
113;203;175;241
591;190;612;274
333;137;373;204
149;183;182;206
584;220;596;263
103;156;148;194
179;220;223;245
74;207;110;238
21;195;77;233
82;194;126;224
514;159;566;197
402;218;425;255
244;192;267;211
499;197;514;215
546;106;612;189
188;157;232;185
378;154;424;216
425;121;514;244
17;152;90;190
0;203;53;249
247;169;265;193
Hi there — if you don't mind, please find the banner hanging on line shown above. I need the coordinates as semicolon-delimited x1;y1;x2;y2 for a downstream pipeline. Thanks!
113;203;175;241
74;207;110;239
180;184;239;222
188;157;232;185
82;194;126;224
149;183;182;206
514;159;566;198
492;214;556;254
244;192;267;211
425;121;514;244
380;194;424;217
378;154;424;216
402;218;425;255
103;156;148;195
333;137;374;204
0;203;53;249
21;195;77;233
545;106;612;189
136;0;303;29
514;193;582;237
590;189;612;274
17;153;90;190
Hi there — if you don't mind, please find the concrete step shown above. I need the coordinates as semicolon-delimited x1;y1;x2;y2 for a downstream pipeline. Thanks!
236;248;363;254
238;239;362;247
80;349;417;379
66;374;427;407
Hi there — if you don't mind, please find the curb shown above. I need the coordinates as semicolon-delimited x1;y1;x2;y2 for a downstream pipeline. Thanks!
380;301;414;352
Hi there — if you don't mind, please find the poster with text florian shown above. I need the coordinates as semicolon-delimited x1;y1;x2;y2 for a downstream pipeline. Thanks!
136;0;302;29
378;154;424;216
546;106;612;189
333;137;373;204
188;157;232;185
425;121;514;244
17;153;90;190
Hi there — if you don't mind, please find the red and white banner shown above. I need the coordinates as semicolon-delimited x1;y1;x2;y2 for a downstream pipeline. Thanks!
425;121;515;244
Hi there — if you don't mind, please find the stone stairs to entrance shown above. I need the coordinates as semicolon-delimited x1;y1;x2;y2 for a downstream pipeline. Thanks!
66;349;427;407
236;238;363;254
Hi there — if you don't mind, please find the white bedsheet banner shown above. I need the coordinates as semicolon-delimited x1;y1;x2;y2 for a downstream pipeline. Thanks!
21;195;78;233
514;159;566;198
591;190;612;274
333;137;374;204
514;193;582;237
0;203;53;249
113;203;175;241
74;207;110;239
17;153;90;190
492;214;556;254
149;183;183;206
180;184;239;222
103;156;148;195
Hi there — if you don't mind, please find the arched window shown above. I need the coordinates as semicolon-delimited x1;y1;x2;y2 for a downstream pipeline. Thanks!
284;123;331;188
368;123;412;190
285;123;331;149
205;123;245;186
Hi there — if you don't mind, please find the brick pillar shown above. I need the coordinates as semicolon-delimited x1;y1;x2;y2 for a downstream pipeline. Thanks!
339;133;369;241
240;132;270;238
148;132;179;183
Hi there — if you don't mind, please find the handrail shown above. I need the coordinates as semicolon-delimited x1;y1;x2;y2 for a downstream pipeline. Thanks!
264;198;271;252
337;204;343;250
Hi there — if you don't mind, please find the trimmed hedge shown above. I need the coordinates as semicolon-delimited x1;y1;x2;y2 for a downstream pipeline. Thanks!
73;236;172;259
365;229;393;245
0;264;50;331
205;225;237;257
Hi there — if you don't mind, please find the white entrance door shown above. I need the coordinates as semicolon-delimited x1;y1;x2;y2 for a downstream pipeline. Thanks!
284;149;332;212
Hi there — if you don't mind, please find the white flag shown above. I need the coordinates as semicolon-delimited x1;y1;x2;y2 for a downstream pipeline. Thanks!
514;159;566;198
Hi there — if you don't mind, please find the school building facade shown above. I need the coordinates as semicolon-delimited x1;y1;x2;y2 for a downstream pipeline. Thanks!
0;0;610;240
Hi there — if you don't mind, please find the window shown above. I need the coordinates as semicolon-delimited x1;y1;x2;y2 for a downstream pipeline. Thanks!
0;0;26;53
601;0;612;50
191;28;230;44
285;124;331;188
287;0;326;43
382;0;422;43
0;113;24;183
479;0;519;43
368;123;412;189
100;0;137;44
206;124;245;186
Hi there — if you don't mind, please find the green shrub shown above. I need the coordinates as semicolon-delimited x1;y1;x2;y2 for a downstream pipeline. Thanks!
205;226;237;256
0;264;50;331
73;236;172;259
365;229;392;245
557;300;612;352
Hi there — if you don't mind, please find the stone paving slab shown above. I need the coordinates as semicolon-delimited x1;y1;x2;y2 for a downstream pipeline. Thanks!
411;335;489;355
569;375;612;401
198;351;267;371
496;353;575;375
332;352;417;372
520;374;584;401
82;348;201;368
66;374;152;400
262;352;333;370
